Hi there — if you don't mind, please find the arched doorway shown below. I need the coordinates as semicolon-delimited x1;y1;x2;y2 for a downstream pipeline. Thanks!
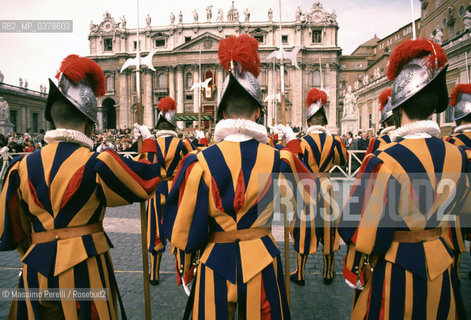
102;98;116;129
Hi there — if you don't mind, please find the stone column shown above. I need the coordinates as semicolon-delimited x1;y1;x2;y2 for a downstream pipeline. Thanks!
21;105;27;133
267;65;274;127
118;68;128;128
97;105;104;131
292;66;303;128
176;65;184;128
193;66;200;127
143;71;153;128
168;66;175;99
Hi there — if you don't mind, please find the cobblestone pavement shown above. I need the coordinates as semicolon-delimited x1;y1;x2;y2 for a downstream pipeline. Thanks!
0;203;470;319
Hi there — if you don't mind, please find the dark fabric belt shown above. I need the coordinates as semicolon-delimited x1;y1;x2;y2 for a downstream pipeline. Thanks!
393;228;441;243
208;228;271;243
31;222;103;244
160;176;174;182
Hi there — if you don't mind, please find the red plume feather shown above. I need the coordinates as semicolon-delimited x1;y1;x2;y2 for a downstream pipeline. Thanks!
306;88;327;107
158;96;176;113
387;39;447;81
55;54;105;97
450;84;471;106
378;88;392;111
218;34;260;78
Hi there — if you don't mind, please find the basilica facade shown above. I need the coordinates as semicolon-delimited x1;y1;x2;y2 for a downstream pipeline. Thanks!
87;2;341;132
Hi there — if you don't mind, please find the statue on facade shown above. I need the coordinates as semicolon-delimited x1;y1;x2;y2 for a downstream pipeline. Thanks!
24;79;28;89
19;77;23;87
343;86;357;118
354;80;360;91
373;67;381;80
268;8;273;22
120;15;127;29
145;14;151;27
328;9;337;24
234;8;239;22
0;97;9;121
193;10;199;23
296;6;302;21
89;20;98;33
170;12;175;25
362;74;369;85
217;9;224;22
103;12;112;20
464;5;471;32
178;11;183;24
432;25;443;44
206;6;213;22
244;8;250;23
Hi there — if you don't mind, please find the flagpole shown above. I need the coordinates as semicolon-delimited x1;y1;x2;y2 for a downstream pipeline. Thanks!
466;52;470;83
135;0;152;318
198;50;202;131
410;0;417;40
277;0;290;307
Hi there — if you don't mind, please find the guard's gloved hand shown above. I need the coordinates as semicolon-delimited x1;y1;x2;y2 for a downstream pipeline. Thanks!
133;123;152;140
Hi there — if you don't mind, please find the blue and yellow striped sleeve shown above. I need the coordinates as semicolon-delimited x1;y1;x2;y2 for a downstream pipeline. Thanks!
0;157;30;253
95;148;161;207
333;135;348;166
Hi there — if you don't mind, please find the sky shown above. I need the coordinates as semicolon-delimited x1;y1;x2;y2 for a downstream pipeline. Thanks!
0;0;421;91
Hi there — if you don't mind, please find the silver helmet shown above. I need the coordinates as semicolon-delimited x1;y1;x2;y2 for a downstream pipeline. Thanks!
380;97;393;124
450;84;471;121
216;34;265;123
45;54;104;124
217;63;265;122
389;39;448;113
156;110;176;128
306;88;328;124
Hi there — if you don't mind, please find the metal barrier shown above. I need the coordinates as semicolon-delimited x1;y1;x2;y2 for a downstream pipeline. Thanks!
0;150;366;182
329;150;366;181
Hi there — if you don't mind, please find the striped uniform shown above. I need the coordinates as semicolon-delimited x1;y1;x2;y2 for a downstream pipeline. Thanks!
164;139;315;319
444;130;471;278
0;141;160;319
285;132;348;282
339;136;470;319
365;134;392;155
139;135;194;283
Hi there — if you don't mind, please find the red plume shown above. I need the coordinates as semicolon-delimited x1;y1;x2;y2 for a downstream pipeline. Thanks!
218;34;260;78
306;88;327;107
450;84;471;106
378;88;392;111
55;54;105;97
387;39;447;81
158;96;176;113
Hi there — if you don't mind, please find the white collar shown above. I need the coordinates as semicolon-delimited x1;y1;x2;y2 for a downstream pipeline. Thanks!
156;130;178;138
380;126;396;135
390;120;441;142
44;129;94;150
214;119;268;144
306;125;331;135
453;123;471;133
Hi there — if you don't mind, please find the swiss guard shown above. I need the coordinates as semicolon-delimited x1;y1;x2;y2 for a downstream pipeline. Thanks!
339;39;470;319
163;34;315;319
0;54;161;319
137;96;195;286
277;88;347;285
444;83;471;279
365;88;395;155
446;84;471;147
